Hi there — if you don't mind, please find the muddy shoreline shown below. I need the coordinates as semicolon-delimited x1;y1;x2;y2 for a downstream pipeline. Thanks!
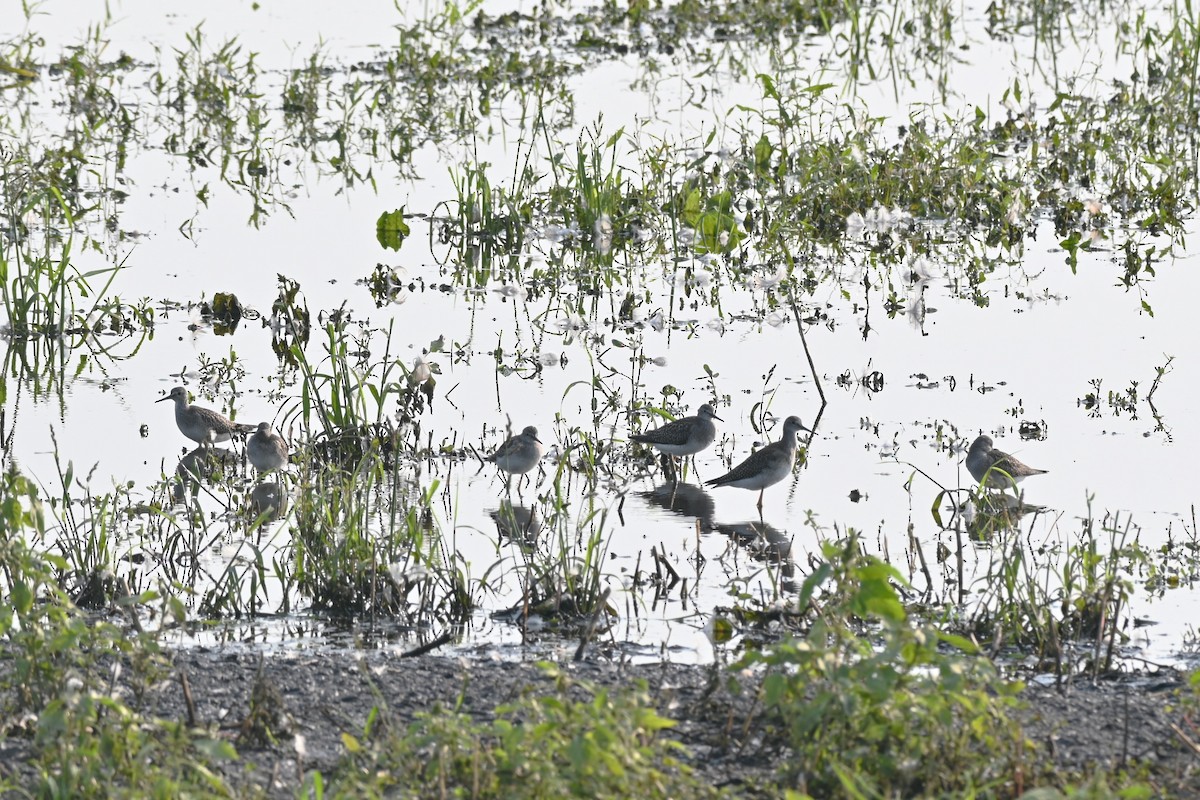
3;649;1196;796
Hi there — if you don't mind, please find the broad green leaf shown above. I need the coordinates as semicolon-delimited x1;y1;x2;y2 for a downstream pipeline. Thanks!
376;208;410;251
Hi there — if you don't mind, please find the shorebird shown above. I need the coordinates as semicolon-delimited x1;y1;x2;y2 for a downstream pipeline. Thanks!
631;404;721;477
487;426;544;478
966;435;1047;490
706;416;809;511
248;422;289;473
157;386;251;446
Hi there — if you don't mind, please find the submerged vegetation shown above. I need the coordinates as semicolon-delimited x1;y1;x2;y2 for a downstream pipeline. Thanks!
3;0;1200;795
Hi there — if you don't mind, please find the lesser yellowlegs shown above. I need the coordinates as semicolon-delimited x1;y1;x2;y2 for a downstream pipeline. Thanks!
248;422;289;473
157;386;251;445
631;404;721;476
966;435;1047;490
487;425;544;476
706;416;809;510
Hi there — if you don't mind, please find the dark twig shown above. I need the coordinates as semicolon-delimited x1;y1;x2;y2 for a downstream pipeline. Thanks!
180;666;197;728
573;587;612;662
1170;722;1200;757
787;286;826;409
401;631;454;658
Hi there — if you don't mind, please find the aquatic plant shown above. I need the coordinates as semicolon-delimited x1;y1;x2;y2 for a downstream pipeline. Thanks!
967;503;1142;677
734;534;1027;796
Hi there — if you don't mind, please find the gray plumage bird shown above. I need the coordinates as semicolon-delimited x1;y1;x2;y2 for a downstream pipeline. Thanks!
706;416;810;510
631;404;721;476
966;435;1047;490
486;426;544;476
632;404;721;455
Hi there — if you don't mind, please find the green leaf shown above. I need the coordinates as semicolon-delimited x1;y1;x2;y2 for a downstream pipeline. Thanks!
168;595;187;624
754;134;773;175
637;710;677;731
376;208;410;251
36;701;68;746
694;210;743;253
194;737;239;761
762;673;787;706
682;189;702;225
937;631;980;654
930;489;945;527
756;73;780;101
797;563;832;611
12;580;33;614
710;615;734;643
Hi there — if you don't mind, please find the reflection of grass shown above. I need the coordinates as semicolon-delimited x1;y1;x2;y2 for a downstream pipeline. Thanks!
0;19;150;380
290;452;472;624
5;0;1195;323
0;171;142;340
490;453;618;638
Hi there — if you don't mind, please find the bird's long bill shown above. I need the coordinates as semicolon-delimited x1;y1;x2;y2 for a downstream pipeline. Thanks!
155;395;172;403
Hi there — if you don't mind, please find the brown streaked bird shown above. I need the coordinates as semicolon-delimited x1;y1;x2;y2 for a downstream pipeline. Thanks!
248;422;289;473
965;435;1047;490
157;386;252;446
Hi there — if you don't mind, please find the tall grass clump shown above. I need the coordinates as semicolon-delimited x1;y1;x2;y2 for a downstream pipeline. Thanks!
282;312;429;466
288;432;471;626
967;504;1141;676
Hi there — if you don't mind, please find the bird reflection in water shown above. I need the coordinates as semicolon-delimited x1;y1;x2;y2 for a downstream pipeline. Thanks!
249;481;289;522
638;484;796;592
962;491;1045;541
711;519;797;593
172;446;239;504
490;500;541;547
638;482;715;532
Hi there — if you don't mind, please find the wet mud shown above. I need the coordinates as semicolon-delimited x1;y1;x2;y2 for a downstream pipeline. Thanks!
3;649;1196;796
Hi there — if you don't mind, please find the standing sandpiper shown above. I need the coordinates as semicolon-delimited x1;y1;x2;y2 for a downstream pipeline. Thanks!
157;386;251;446
966;435;1047;490
706;416;810;511
631;403;721;477
487;425;544;478
248;422;289;473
